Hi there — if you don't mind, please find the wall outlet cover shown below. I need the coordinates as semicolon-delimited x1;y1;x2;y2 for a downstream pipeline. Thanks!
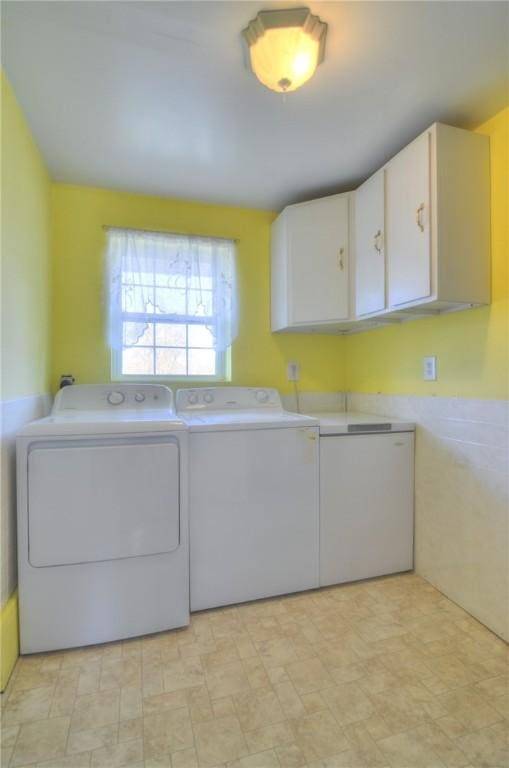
287;362;300;382
423;356;437;381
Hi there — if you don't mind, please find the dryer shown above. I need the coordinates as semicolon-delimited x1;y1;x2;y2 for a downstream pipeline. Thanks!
176;387;319;611
17;384;189;653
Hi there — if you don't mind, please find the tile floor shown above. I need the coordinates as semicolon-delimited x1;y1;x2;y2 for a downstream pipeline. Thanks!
1;573;508;768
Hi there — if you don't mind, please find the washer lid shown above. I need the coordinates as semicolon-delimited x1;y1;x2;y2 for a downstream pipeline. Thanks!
307;411;415;434
179;409;318;432
18;410;187;437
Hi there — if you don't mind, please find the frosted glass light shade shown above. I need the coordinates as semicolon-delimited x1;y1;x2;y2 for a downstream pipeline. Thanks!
243;8;327;93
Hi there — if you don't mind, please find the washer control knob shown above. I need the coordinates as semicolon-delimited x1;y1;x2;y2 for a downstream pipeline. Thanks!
203;391;214;404
255;389;269;403
187;392;199;405
134;392;145;403
107;391;125;406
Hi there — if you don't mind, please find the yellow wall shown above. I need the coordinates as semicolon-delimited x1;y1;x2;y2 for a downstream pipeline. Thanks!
0;593;19;690
50;184;346;393
1;73;52;689
345;107;509;399
1;73;51;400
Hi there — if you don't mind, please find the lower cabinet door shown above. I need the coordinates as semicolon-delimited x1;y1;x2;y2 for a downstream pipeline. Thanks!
319;433;414;586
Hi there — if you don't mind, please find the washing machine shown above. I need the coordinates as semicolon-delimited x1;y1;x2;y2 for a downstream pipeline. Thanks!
176;387;319;611
17;384;189;653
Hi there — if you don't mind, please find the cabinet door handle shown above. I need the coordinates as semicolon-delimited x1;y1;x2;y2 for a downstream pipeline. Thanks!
416;203;425;232
338;247;345;271
373;230;383;253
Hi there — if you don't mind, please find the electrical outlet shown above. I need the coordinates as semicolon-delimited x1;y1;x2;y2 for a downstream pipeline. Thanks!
287;362;300;382
423;356;437;381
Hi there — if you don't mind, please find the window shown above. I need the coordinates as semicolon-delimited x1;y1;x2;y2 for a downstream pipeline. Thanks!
106;228;237;380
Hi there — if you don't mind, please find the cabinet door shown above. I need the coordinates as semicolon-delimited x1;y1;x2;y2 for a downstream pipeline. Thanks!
287;195;349;323
386;131;431;307
355;169;385;316
319;433;414;586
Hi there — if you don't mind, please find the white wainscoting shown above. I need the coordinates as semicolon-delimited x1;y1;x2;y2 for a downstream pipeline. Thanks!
349;392;509;641
1;393;52;605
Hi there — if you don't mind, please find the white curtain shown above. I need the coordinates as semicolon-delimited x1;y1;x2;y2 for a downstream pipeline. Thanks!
105;228;238;352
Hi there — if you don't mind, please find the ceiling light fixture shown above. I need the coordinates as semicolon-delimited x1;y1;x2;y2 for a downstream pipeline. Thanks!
242;7;327;94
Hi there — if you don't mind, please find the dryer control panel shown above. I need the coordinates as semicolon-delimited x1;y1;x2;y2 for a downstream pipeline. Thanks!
52;384;174;414
176;387;282;413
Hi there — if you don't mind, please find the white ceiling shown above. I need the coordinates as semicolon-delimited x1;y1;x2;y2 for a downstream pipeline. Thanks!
2;1;508;210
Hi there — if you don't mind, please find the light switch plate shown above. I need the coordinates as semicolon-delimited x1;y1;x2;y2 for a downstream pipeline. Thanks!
423;356;437;381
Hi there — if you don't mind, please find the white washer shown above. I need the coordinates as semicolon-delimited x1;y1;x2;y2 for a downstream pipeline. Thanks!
307;411;415;587
17;384;189;654
176;387;320;611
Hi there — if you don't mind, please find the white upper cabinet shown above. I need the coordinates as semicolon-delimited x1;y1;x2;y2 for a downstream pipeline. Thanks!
355;169;386;316
271;194;350;332
272;122;490;334
386;132;431;307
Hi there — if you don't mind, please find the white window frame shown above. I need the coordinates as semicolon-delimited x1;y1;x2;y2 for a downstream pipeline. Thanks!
109;236;232;383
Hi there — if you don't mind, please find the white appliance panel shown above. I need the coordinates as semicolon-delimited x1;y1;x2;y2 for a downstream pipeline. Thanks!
190;426;319;610
28;438;180;567
320;432;414;586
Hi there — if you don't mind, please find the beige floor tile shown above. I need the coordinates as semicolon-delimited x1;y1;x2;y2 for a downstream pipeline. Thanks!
244;721;295;753
66;722;118;754
242;657;271;690
206;661;252;699
50;680;78;717
120;685;143;720
226;748;280;768
455;720;509;768
370;680;439;735
143;689;190;716
491;693;509;720
36;752;92;768
213;696;236;718
273;681;306;719
338;722;389;767
3;684;56;726
433;715;469;740
118;716;143;741
275;741;307;767
285;658;333;695
411;722;472;768
144;756;171;768
316;642;361;671
233;688;286;731
100;659;142;691
188;685;214;723
473;673;509;699
437;686;503;730
171;746;199;768
90;737;143;767
299;691;327;715
256;637;300;668
10;666;59;693
11;715;70;767
143;707;194;760
201;644;240;672
321;683;375;727
7;575;507;768
377;728;446;768
70;689;120;733
291;709;349;761
193;714;248;767
265;666;291;686
163;657;205;694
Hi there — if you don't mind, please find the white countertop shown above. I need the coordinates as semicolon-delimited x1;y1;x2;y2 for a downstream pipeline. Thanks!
304;411;415;434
